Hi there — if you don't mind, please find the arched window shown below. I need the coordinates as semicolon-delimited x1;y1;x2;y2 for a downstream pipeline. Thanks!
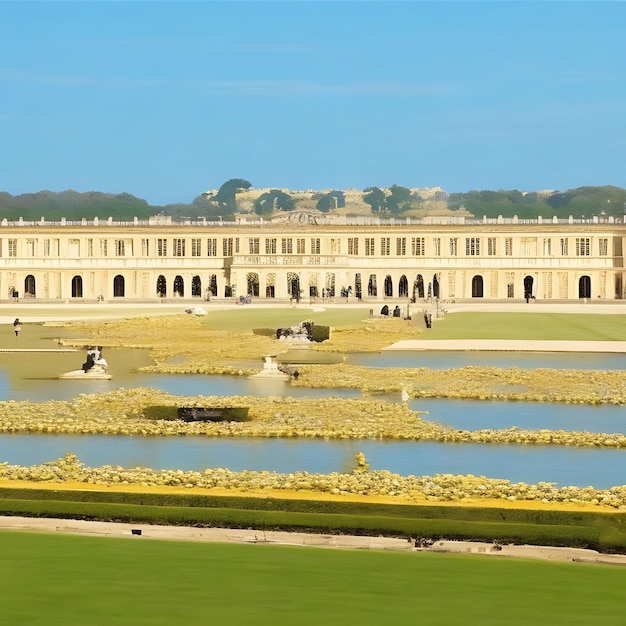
173;275;184;297
247;272;259;297
113;275;125;298
209;275;218;297
414;275;424;299
398;275;409;298
71;276;83;298
368;275;377;297
156;275;166;298
384;275;393;297
191;275;201;297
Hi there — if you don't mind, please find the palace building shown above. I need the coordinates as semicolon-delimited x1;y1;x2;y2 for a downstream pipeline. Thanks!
0;211;624;302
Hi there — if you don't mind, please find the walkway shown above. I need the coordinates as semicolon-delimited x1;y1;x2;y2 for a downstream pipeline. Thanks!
385;339;626;353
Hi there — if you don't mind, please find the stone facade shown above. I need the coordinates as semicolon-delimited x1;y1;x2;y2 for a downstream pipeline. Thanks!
0;214;624;302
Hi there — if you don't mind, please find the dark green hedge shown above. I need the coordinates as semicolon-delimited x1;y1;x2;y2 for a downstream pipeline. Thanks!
2;488;626;552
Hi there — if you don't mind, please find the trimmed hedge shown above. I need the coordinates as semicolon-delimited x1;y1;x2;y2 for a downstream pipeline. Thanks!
2;488;626;552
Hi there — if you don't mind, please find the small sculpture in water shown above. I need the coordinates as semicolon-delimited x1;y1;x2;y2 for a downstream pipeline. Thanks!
59;346;112;380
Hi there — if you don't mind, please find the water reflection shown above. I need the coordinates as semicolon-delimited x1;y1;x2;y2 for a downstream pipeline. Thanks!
1;434;624;489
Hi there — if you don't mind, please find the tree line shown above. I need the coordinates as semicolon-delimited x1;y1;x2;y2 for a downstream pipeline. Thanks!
1;180;624;221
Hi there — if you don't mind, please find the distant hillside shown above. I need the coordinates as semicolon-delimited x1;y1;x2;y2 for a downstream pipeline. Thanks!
0;184;624;221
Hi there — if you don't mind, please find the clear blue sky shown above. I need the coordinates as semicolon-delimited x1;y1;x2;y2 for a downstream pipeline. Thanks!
1;1;625;205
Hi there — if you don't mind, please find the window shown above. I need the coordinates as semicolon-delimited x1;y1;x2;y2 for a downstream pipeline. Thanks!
310;238;320;254
330;238;340;254
396;238;406;256
433;238;441;256
87;238;94;257
380;237;390;256
297;238;305;254
560;238;569;256
348;238;359;255
115;240;125;256
265;238;276;254
235;238;240;253
365;238;375;256
207;238;217;257
465;237;480;256
191;238;202;257
576;238;590;256
505;238;513;256
223;238;233;256
43;239;50;257
8;239;17;257
173;238;185;257
249;238;260;254
26;239;35;257
487;237;497;256
412;237;425;256
141;239;149;256
99;239;108;257
449;238;458;256
281;238;292;254
543;238;552;256
599;238;609;256
157;238;167;257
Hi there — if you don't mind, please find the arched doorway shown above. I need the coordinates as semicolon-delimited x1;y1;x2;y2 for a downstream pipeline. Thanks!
579;275;591;299
266;273;276;298
247;272;259;297
191;276;201;297
368;275;377;297
414;275;424;300
398;275;409;298
432;275;440;299
524;276;534;300
156;275;166;298
325;273;336;297
355;273;362;300
471;275;484;298
384;275;393;297
71;276;83;298
209;275;218;297
113;275;125;298
24;275;36;297
287;272;300;301
173;276;184;297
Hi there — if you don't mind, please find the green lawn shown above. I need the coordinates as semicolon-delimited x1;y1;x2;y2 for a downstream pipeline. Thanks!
426;312;626;341
2;531;626;625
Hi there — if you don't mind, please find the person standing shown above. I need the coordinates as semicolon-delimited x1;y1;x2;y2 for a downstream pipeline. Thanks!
13;318;21;338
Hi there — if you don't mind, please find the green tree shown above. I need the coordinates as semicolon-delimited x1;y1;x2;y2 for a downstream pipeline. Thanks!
314;190;345;213
386;185;413;216
210;178;251;213
363;187;387;214
253;190;295;216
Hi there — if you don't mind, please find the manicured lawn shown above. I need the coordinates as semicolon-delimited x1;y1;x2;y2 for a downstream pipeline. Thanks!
425;312;626;341
2;531;626;625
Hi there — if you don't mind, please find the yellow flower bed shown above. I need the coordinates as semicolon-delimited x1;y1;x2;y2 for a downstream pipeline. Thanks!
293;364;626;405
0;389;625;448
2;452;626;509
